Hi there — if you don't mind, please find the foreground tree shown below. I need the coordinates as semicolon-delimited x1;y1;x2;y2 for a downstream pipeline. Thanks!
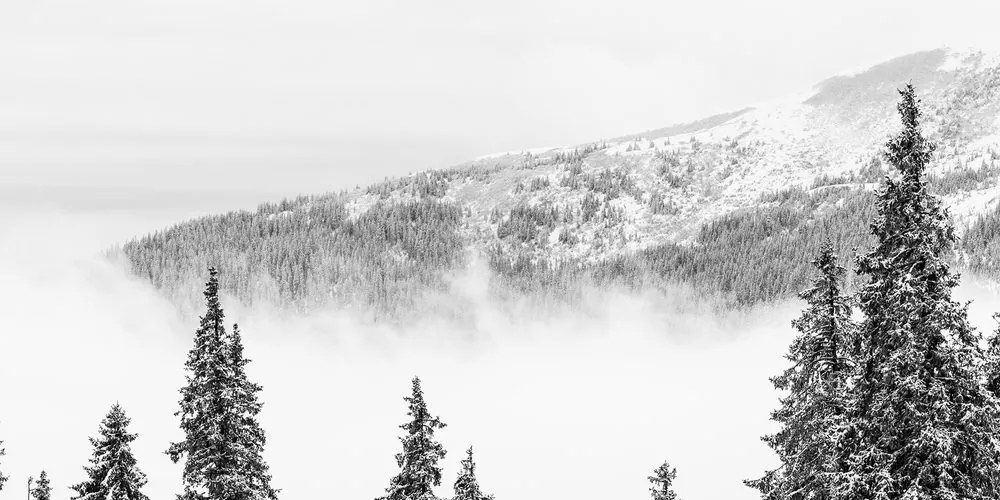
648;462;679;500
452;447;493;500
71;404;150;500
837;84;1000;499
167;267;278;500
985;314;1000;398
31;471;52;500
380;377;447;500
747;242;853;500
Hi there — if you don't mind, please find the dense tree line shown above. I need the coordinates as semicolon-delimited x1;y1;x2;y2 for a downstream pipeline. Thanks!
489;157;999;310
928;156;1000;194
121;171;997;317
120;198;465;317
495;204;566;243
489;185;877;309
962;201;1000;279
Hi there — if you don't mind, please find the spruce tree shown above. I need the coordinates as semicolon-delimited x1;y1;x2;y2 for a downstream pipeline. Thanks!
32;471;52;500
167;267;278;500
747;241;853;500
380;377;447;500
223;323;277;500
648;462;678;500
71;404;150;500
452;447;493;500
837;84;1000;499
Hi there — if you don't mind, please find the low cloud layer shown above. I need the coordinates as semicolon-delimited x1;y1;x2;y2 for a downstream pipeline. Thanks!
1;206;996;500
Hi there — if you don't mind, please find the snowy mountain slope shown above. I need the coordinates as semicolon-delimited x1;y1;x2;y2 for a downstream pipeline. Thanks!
120;47;1000;316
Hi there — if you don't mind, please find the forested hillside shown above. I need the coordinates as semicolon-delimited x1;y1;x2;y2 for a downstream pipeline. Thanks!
117;48;1000;317
119;198;465;317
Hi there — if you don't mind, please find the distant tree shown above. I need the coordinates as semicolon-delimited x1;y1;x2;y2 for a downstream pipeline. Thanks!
837;84;1000;499
380;377;447;500
0;440;6;492
71;404;149;500
648;462;678;500
31;471;52;500
167;268;278;500
452;447;493;500
747;241;853;500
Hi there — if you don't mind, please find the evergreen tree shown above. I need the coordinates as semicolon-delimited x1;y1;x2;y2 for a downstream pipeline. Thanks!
747;241;853;500
0;440;6;492
648;462;678;500
380;377;447;500
71;404;150;500
167;267;278;500
452;447;493;500
223;323;276;500
32;471;52;500
837;84;1000;499
984;314;1000;398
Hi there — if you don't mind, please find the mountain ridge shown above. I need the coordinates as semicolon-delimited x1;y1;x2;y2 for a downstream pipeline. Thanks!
117;47;1000;319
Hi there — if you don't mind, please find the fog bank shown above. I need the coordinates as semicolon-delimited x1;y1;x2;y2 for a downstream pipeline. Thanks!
1;207;997;500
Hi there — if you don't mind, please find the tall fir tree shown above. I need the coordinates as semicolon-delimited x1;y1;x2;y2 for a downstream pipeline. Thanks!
32;471;52;500
747;242;854;500
837;84;1000;499
380;377;447;500
452;447;493;500
167;267;278;500
648;462;679;500
71;404;150;500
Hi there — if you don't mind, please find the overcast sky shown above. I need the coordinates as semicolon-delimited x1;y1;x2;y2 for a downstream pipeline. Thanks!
3;0;1000;210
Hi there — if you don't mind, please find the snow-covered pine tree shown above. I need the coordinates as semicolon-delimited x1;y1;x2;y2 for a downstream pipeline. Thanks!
71;403;150;500
167;267;278;500
648;462;678;500
32;471;52;500
747;241;853;500
837;84;1000;499
380;377;447;500
0;440;7;492
452;447;493;500
222;323;277;500
985;314;1000;398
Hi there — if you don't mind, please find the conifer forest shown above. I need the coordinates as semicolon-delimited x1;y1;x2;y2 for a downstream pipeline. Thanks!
3;81;1000;499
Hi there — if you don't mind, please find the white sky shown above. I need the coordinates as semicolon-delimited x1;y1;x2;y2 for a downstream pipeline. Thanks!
3;0;1000;208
